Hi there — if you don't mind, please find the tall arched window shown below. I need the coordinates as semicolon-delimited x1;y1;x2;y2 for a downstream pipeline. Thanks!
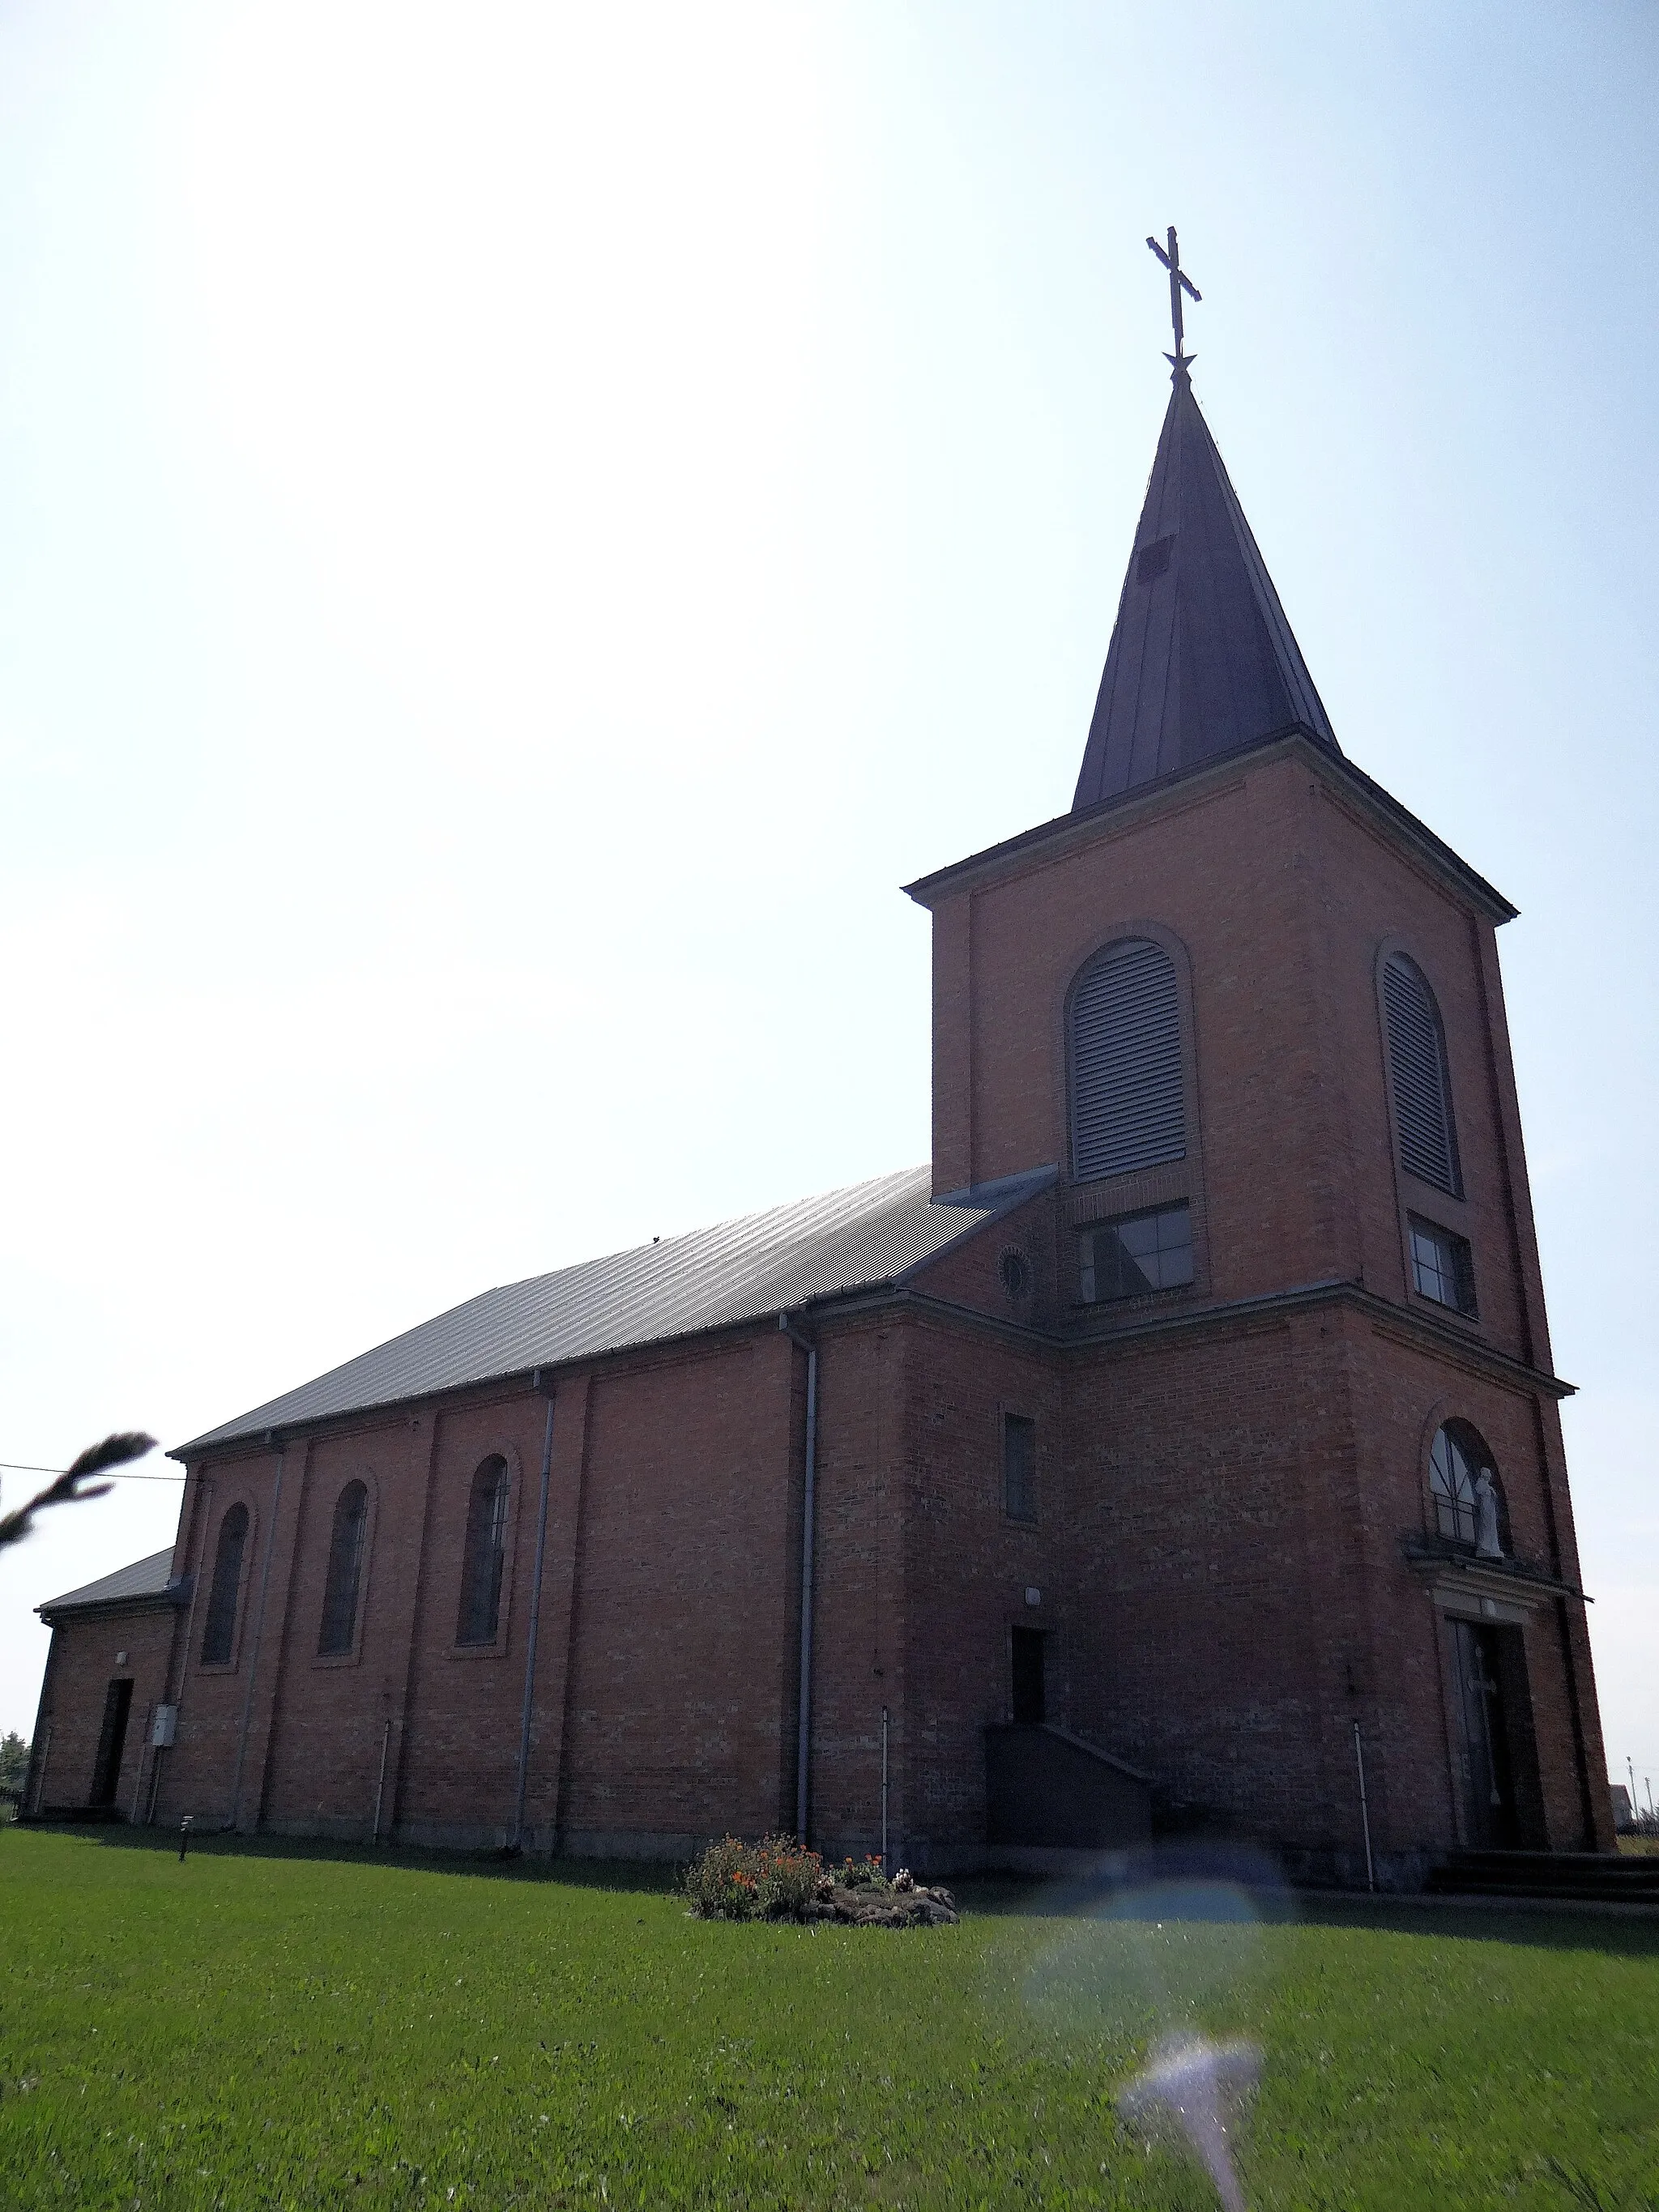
457;1456;510;1646
1429;1421;1507;1557
1069;937;1186;1183
1382;953;1461;1196
201;1502;249;1664
318;1480;369;1656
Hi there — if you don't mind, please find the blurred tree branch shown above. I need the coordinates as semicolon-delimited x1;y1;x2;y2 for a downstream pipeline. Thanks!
0;1433;157;1552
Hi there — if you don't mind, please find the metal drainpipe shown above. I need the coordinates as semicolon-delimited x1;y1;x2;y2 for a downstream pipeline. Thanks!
1353;1720;1375;1892
228;1436;286;1832
777;1314;818;1845
371;1717;392;1845
510;1376;557;1852
130;1708;152;1825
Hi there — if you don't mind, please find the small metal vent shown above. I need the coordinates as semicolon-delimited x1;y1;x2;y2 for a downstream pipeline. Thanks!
1069;938;1186;1182
1136;535;1175;583
1382;953;1461;1196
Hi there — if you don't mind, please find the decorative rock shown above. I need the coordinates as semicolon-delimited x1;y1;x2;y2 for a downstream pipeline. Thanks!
815;1882;958;1928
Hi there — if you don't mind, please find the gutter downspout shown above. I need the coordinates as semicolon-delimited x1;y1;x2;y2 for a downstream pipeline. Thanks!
778;1313;818;1845
29;1724;52;1817
510;1376;557;1852
228;1437;286;1833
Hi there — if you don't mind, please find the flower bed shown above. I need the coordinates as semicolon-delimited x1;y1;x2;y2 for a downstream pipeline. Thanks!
680;1837;958;1927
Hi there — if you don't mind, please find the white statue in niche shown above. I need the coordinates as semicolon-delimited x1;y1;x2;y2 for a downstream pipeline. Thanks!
1473;1468;1504;1560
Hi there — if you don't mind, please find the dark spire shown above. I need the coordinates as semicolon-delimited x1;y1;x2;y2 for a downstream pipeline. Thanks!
1072;348;1339;813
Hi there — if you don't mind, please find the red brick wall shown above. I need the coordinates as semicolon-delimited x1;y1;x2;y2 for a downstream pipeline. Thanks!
876;1293;1607;1873
920;742;1554;1366
148;1330;811;1856
552;1332;801;1850
30;1605;174;1819
152;1450;285;1827
802;1315;906;1860
893;1313;1063;1856
42;1274;1609;1870
1339;1319;1609;1852
907;1183;1063;1331
259;1417;437;1840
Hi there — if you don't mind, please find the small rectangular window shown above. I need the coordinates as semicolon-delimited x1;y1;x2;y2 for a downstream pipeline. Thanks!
1081;1203;1194;1302
1409;1217;1478;1316
1002;1413;1036;1523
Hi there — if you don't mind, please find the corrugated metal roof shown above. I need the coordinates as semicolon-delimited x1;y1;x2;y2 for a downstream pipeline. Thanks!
178;1164;1054;1456
38;1548;177;1618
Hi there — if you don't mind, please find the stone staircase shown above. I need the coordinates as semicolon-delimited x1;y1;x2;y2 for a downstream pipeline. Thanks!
1426;1849;1659;1904
984;1724;1153;1851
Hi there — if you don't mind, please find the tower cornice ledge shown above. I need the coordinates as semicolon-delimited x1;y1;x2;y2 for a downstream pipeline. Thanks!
816;1276;1574;1401
902;727;1518;926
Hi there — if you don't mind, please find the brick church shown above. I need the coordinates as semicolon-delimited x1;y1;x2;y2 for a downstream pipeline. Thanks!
28;330;1612;1883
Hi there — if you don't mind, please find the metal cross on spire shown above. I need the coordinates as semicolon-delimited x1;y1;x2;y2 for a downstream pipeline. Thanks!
1146;226;1201;378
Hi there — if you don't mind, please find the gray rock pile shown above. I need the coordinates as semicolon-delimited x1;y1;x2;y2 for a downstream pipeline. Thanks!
805;1879;958;1927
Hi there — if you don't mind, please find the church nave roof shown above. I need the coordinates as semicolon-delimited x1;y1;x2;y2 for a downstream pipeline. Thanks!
176;1163;1051;1455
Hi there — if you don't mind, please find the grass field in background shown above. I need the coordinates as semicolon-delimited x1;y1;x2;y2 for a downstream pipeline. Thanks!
2;1826;1656;2210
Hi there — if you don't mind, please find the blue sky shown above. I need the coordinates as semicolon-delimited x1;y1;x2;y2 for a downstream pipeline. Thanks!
1;1;1654;1801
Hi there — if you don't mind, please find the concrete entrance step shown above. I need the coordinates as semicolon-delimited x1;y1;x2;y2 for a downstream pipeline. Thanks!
1426;1849;1659;1902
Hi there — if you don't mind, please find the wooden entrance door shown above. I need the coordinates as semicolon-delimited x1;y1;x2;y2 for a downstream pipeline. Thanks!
1450;1619;1520;1848
90;1678;134;1809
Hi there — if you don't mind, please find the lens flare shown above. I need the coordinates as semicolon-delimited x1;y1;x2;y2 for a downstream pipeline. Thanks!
1119;2030;1260;2212
1017;1845;1286;2206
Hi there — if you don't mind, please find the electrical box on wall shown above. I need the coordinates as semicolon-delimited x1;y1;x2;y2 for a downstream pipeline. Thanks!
151;1704;177;1748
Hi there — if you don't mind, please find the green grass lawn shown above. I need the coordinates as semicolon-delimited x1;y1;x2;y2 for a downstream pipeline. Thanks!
2;1827;1657;2210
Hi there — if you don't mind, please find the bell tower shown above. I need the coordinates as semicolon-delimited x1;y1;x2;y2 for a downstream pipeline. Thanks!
903;240;1611;1867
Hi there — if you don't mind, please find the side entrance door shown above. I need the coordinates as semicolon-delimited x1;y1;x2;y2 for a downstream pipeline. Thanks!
90;1678;134;1809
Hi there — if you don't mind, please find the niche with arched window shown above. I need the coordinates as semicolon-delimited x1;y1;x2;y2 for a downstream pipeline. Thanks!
457;1455;510;1647
200;1502;249;1665
1428;1421;1508;1558
1382;953;1461;1196
318;1480;369;1656
1068;937;1186;1184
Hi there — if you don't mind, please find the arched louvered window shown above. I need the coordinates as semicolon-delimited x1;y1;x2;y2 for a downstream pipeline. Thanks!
318;1480;369;1656
1382;953;1461;1196
201;1502;249;1665
1069;937;1186;1183
1429;1422;1507;1556
457;1455;510;1646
